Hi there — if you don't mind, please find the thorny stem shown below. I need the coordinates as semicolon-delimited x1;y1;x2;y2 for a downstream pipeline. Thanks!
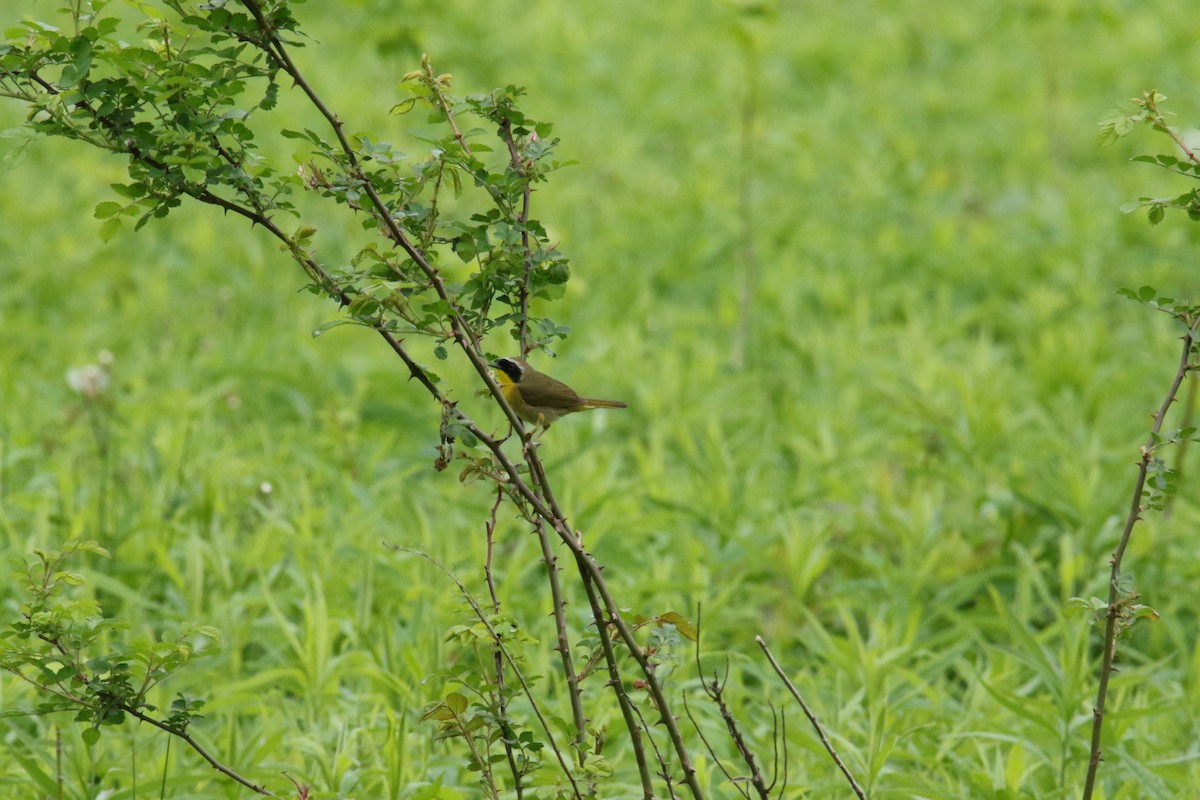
756;636;867;800
585;552;704;797
576;565;658;798
10;630;273;797
237;9;599;756
10;7;707;796
683;692;749;800
629;700;680;799
123;705;275;797
412;43;667;782
533;516;590;758
692;607;771;799
498;117;535;357
1081;331;1194;800
415;73;589;754
394;547;584;800
484;486;525;800
1163;375;1197;518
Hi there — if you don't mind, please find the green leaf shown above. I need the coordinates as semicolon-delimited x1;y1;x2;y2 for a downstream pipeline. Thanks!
659;611;697;641
73;540;110;558
445;692;468;714
109;182;145;199
311;319;354;337
57;36;93;89
98;217;122;243
93;201;122;220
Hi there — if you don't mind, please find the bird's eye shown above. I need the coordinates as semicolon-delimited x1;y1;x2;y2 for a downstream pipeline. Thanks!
493;358;522;381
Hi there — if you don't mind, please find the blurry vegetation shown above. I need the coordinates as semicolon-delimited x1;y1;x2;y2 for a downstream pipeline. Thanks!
1;0;1199;798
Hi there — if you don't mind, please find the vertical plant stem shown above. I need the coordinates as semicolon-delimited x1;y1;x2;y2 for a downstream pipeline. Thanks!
575;562;657;798
483;487;525;799
160;735;171;799
55;726;63;800
84;401;110;538
731;29;759;369
396;546;585;800
499;118;535;357
756;636;867;800
1;423;8;507
1162;372;1196;518
534;517;589;756
1081;331;1194;799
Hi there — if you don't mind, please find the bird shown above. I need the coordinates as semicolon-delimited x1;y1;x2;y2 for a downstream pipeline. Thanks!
490;356;628;428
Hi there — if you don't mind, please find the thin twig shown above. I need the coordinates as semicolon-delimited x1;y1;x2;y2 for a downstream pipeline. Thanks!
629;700;680;800
575;566;658;798
756;636;867;800
126;706;274;796
682;692;749;800
483;486;525;800
10;624;273;796
1162;372;1197;518
702;664;770;799
498;117;535;357
1081;331;1194;799
773;705;788;798
393;546;584;800
691;605;768;798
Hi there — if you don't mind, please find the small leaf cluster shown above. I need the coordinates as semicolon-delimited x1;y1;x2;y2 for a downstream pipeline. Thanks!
0;541;220;745
1;2;569;360
1099;91;1200;225
316;58;575;354
420;614;558;797
632;610;698;685
1068;590;1159;640
2;4;687;795
572;610;696;694
1116;285;1200;344
1115;286;1200;513
0;0;298;241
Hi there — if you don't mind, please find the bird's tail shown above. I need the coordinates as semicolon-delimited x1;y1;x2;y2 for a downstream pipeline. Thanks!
580;398;628;410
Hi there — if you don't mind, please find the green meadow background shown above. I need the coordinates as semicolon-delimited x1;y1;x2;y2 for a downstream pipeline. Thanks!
3;1;1200;797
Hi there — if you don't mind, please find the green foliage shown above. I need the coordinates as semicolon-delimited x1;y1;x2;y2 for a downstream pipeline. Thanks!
421;614;551;798
1102;91;1200;224
1;0;569;362
0;541;218;742
2;0;1200;798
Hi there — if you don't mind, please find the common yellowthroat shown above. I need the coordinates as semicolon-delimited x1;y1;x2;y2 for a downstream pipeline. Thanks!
490;357;628;427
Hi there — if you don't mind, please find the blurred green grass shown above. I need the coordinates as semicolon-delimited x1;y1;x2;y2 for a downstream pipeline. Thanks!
2;1;1200;797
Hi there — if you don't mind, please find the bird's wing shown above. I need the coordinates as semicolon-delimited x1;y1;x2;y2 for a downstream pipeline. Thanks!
520;375;585;409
